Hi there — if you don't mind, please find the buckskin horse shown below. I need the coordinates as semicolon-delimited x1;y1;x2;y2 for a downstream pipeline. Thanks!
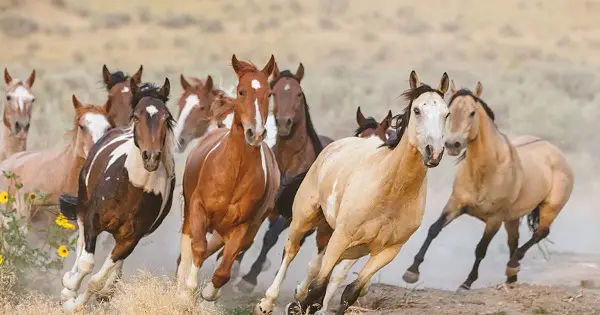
176;55;280;303
59;78;176;313
255;71;450;315
402;80;574;291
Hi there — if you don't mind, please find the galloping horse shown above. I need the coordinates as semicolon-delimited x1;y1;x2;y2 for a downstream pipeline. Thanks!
176;55;280;302
59;78;176;312
403;81;574;290
1;68;36;161
236;63;334;292
0;95;113;224
101;64;143;127
354;106;392;141
255;71;450;315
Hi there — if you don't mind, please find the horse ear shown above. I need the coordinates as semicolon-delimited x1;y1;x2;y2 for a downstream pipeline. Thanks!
180;74;191;91
381;110;392;130
204;75;214;93
272;62;280;81
450;79;457;95
72;94;82;110
4;68;12;84
160;77;170;99
295;63;305;83
102;64;111;87
132;65;143;84
262;55;276;77
474;81;483;98
26;70;35;87
232;54;241;74
356;106;366;125
438;72;449;94
409;70;420;89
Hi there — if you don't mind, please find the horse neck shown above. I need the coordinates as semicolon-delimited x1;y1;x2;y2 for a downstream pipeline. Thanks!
1;109;25;156
227;115;261;163
382;133;427;197
464;111;510;174
274;106;314;176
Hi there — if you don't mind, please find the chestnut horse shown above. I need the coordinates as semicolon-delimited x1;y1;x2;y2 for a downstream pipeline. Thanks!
1;68;36;161
101;64;143;127
403;81;574;291
176;55;280;302
236;63;334;292
0;95;113;224
59;79;176;312
255;71;450;315
354;106;392;141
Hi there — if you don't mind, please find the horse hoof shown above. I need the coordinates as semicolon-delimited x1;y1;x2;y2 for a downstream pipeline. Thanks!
201;283;221;301
285;301;302;315
236;278;256;294
254;298;274;315
62;296;84;314
505;265;520;277
60;288;77;302
456;284;470;292
402;270;420;284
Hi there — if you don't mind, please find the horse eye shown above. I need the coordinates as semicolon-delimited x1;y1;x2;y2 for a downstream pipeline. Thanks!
297;92;302;97
269;92;273;97
469;111;475;117
31;98;35;104
413;108;420;115
6;95;11;101
445;113;450;118
238;90;245;97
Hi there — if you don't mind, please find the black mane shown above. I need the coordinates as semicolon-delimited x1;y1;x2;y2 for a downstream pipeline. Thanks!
132;82;175;128
270;70;324;155
449;89;495;121
354;116;379;136
105;71;129;90
383;84;443;149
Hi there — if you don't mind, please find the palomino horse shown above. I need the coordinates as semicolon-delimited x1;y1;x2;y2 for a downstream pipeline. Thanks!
354;106;392;141
0;95;113;224
176;55;280;302
236;63;334;292
403;81;574;291
255;71;450;315
59;78;176;312
1;68;36;161
102;64;143;127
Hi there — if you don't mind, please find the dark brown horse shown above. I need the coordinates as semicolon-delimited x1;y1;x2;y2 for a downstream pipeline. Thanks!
101;64;143;127
176;55;280;302
235;63;334;292
354;106;392;141
59;78;176;313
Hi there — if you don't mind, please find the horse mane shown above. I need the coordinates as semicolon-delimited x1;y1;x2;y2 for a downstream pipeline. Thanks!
105;71;129;90
383;84;443;149
269;69;324;155
354;116;379;137
449;88;497;163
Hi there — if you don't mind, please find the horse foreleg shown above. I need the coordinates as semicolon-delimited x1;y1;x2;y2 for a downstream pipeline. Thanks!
458;220;502;291
504;219;520;284
240;215;288;291
334;244;402;315
61;218;86;302
403;199;465;284
294;221;332;302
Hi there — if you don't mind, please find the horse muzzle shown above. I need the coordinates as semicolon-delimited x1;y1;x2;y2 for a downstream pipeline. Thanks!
423;145;444;168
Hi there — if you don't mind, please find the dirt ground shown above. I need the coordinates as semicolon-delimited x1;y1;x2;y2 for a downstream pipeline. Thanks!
1;0;600;314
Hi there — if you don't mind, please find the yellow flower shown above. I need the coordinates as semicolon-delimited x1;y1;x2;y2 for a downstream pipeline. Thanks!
0;254;3;265
62;221;75;230
27;192;36;201
0;191;8;204
57;245;69;258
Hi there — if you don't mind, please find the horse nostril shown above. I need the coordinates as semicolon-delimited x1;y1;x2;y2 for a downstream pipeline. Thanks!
24;123;30;131
14;122;21;133
142;151;149;160
453;142;460;149
286;118;293;126
245;128;254;139
425;145;433;157
154;151;162;161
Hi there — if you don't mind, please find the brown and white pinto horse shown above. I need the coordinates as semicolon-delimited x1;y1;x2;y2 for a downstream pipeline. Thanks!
59;79;176;313
0;95;113;224
236;63;334;292
403;81;574;291
255;71;450;315
354;106;392;141
1;68;36;161
102;64;143;127
176;55;280;302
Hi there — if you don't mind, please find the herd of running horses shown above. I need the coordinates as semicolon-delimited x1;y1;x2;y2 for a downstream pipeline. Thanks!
0;54;573;315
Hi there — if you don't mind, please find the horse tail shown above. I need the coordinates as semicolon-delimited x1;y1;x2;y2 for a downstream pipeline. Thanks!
275;171;309;220
527;206;540;233
58;194;78;220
